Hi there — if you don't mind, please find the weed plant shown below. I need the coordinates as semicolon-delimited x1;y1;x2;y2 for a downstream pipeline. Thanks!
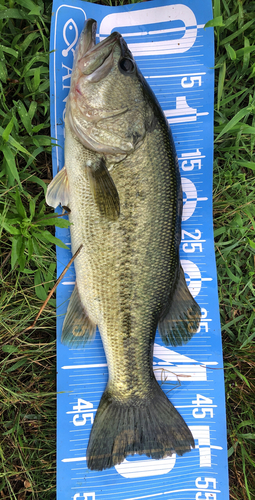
0;0;254;499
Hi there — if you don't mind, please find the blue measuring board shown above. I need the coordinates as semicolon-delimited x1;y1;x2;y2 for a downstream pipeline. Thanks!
49;1;229;499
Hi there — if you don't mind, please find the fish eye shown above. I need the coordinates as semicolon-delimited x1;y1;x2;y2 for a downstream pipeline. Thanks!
119;58;135;74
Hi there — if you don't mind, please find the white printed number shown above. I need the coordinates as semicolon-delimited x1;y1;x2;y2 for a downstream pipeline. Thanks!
73;413;94;426
181;76;202;87
182;159;202;171
73;493;95;500
181;229;203;253
192;394;213;406
181;229;202;240
72;399;94;427
183;242;202;253
196;478;217;489
195;477;217;500
192;395;214;419
180;149;203;171
193;407;213;419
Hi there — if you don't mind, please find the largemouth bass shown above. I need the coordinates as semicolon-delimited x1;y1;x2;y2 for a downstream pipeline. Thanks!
46;19;201;471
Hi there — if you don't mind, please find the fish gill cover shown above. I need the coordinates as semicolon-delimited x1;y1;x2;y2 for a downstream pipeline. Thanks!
49;1;229;499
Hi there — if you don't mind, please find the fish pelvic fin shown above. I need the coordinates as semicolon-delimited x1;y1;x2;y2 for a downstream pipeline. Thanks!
86;379;194;471
61;282;96;347
46;167;70;209
158;266;201;347
88;157;120;221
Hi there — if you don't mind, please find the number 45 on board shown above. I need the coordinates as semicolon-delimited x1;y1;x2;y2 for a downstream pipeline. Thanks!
69;399;95;427
192;394;216;419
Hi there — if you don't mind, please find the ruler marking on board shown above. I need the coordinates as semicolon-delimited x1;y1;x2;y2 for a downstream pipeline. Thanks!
146;71;206;78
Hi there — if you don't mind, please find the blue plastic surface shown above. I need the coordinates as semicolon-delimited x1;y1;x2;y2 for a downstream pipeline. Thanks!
49;1;229;499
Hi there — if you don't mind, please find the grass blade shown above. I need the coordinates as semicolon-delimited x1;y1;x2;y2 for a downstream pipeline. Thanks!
215;106;252;140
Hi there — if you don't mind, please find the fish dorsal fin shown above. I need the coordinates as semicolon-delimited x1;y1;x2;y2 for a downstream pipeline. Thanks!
46;167;70;209
88;157;120;221
158;266;201;347
62;282;97;347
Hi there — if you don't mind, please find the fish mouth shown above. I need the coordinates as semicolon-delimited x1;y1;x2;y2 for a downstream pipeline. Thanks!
76;19;122;83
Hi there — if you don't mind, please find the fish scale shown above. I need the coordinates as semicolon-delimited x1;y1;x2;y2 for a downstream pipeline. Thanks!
46;18;201;471
67;128;174;394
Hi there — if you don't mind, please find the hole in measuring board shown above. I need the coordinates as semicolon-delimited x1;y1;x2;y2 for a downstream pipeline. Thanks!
115;453;177;478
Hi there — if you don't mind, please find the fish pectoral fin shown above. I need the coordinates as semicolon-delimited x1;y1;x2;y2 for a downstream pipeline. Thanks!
61;282;96;347
88;157;120;221
158;266;201;347
46;167;70;209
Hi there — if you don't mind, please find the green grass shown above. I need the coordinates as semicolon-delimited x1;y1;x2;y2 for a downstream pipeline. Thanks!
0;0;255;498
212;2;255;499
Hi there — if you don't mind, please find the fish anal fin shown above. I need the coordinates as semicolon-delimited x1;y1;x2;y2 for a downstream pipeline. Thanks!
61;282;96;347
158;266;201;347
89;157;120;221
46;167;70;209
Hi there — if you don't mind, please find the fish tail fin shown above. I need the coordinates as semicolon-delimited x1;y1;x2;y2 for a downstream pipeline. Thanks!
87;380;194;471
